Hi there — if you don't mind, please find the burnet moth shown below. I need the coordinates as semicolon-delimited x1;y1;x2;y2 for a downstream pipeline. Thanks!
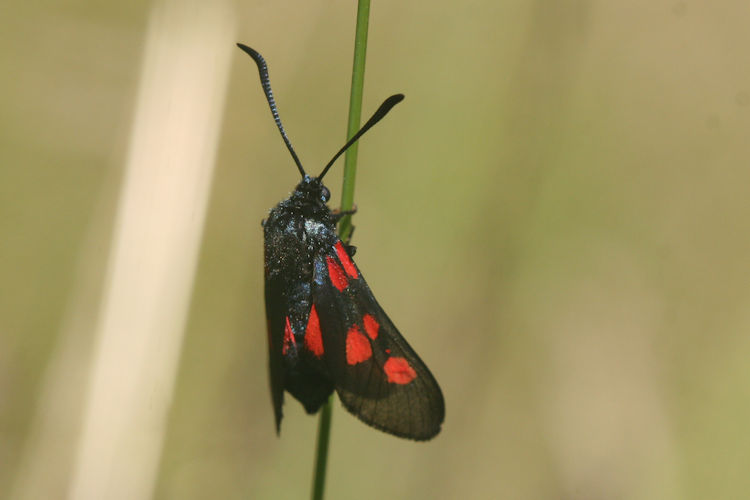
238;44;444;440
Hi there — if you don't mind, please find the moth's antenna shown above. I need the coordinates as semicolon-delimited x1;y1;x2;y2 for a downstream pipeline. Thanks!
317;94;404;181
237;43;306;177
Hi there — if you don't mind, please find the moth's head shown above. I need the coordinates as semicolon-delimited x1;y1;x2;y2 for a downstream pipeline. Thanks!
295;175;330;203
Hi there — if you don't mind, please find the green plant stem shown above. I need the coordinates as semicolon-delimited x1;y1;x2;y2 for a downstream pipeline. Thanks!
311;1;371;500
311;395;333;500
338;0;371;242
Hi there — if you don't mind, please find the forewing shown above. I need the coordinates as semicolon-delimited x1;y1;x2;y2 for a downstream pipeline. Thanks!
311;241;445;440
265;239;333;432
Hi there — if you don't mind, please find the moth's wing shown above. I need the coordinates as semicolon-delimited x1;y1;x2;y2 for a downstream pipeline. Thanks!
311;241;445;440
264;266;288;434
265;247;333;432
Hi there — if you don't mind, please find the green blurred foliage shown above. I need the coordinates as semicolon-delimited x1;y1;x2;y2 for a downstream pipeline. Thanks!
3;1;750;499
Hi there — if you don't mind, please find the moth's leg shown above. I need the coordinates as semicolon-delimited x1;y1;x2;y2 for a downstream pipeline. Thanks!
332;205;357;245
331;204;357;223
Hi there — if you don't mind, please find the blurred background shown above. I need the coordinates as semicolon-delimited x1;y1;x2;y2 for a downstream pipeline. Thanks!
3;0;750;498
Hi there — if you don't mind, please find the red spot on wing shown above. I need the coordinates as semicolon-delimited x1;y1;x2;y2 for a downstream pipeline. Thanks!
335;241;358;278
384;357;416;384
363;314;379;340
283;317;295;355
304;305;324;357
346;325;372;365
326;256;348;292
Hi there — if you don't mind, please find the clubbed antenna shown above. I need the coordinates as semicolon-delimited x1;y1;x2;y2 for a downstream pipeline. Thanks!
316;94;404;181
237;43;306;177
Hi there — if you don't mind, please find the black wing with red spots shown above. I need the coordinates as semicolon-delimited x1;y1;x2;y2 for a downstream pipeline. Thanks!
308;240;445;440
264;227;335;432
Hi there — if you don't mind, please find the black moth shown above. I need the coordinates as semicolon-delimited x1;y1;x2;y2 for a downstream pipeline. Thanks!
238;44;444;440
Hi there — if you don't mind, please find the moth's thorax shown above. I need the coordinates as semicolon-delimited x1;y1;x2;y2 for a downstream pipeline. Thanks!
264;175;337;253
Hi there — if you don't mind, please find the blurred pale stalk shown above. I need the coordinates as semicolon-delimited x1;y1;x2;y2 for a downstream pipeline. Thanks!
11;1;234;499
67;2;234;498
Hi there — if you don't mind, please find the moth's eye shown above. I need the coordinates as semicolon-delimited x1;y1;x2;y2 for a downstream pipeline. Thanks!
321;186;331;202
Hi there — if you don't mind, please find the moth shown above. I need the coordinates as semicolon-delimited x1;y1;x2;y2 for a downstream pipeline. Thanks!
238;43;444;440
